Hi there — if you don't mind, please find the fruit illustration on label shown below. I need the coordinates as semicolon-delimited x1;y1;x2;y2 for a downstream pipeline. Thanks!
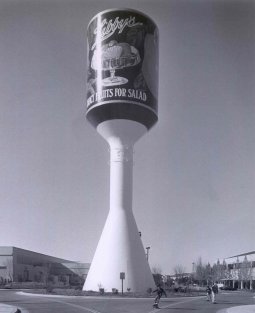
91;40;141;86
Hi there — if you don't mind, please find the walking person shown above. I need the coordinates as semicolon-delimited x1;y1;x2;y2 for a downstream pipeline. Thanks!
152;284;167;308
206;285;212;301
211;282;219;303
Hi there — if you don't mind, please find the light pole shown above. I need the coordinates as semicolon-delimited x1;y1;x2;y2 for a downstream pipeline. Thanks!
146;247;150;261
191;262;195;285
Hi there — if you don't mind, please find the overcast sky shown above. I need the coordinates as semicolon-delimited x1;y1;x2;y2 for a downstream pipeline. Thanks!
0;0;254;274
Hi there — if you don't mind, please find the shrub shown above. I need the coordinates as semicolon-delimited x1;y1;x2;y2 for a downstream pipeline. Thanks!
112;288;118;294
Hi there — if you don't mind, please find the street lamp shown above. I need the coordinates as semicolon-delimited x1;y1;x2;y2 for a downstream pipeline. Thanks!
191;262;195;285
192;262;195;273
146;247;150;261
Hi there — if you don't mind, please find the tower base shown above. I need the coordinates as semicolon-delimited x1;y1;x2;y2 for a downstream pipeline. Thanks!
83;208;155;292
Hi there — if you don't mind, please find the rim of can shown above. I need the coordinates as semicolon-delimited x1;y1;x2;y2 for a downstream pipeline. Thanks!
87;8;158;31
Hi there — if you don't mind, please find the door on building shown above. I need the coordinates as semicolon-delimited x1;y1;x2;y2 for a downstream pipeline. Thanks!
23;268;29;282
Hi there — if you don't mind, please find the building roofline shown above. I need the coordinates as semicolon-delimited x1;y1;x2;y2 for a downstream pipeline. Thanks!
226;251;255;259
0;246;79;263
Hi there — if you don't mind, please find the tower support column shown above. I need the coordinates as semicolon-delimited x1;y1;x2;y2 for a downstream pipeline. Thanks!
83;120;155;292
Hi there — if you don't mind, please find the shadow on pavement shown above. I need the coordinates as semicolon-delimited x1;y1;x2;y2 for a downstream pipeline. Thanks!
219;302;249;305
161;308;198;310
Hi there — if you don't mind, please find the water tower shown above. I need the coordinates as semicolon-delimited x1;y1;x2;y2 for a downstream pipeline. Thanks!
84;8;158;293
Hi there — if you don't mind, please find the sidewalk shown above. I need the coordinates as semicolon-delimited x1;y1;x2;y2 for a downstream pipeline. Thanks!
220;305;255;313
0;304;21;313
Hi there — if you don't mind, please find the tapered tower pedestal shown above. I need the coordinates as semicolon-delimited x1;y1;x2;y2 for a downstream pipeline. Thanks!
83;120;155;292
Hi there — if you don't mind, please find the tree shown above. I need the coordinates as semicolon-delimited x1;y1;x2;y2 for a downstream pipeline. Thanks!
221;259;232;282
212;259;223;283
204;262;212;284
173;264;186;284
238;256;252;289
152;265;162;275
194;257;207;286
151;265;162;286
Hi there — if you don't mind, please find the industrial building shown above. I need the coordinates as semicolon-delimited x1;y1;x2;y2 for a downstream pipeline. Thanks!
221;251;255;290
0;246;90;287
164;251;255;291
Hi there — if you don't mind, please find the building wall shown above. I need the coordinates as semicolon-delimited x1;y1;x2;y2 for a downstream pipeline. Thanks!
0;247;14;283
0;246;90;286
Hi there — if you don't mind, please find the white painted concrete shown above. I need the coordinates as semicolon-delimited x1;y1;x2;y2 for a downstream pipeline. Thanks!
83;120;155;293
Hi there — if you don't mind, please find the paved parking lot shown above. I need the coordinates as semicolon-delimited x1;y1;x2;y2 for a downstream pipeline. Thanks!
0;290;254;313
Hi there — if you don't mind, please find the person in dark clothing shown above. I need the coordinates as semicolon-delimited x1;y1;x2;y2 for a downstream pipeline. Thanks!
206;285;212;301
211;282;219;303
153;284;167;308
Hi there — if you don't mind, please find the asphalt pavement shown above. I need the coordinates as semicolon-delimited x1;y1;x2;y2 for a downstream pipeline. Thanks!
0;289;254;313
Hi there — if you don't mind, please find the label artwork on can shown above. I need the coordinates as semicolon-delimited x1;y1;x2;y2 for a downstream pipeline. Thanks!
87;10;158;114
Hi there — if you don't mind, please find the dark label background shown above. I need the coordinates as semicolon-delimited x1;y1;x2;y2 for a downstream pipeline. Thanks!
87;10;158;113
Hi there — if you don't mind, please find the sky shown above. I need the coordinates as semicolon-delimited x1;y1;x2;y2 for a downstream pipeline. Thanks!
0;0;254;275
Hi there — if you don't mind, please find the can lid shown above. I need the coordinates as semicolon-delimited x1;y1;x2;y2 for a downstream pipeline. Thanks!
87;8;158;31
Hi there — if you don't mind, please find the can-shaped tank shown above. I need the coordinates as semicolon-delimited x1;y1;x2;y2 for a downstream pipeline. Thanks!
86;8;158;130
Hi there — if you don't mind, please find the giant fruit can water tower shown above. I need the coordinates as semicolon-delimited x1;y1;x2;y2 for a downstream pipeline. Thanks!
84;8;159;293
